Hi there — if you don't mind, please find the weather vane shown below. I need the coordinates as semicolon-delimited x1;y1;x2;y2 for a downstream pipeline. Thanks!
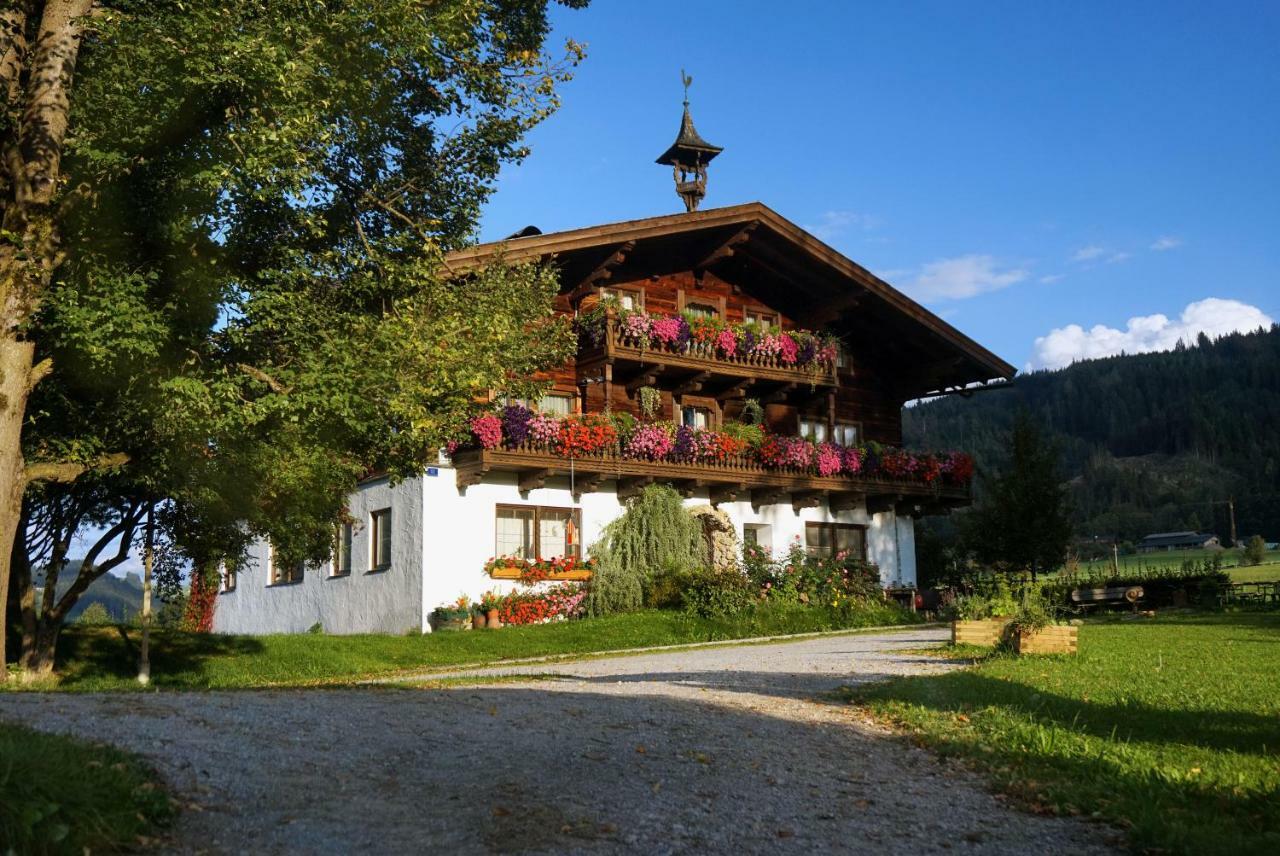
656;69;723;212
681;69;692;105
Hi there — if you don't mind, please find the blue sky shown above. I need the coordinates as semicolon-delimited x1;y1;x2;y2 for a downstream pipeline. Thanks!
479;0;1280;371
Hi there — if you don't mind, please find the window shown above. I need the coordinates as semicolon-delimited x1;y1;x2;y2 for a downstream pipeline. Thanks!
333;523;353;576
836;343;850;371
494;505;582;560
600;286;642;311
804;523;866;560
370;508;392;571
744;309;777;330
682;405;713;430
832;422;860;447
220;559;238;593
269;548;304;585
538;393;574;416
684;302;718;319
743;524;772;553
799;418;828;444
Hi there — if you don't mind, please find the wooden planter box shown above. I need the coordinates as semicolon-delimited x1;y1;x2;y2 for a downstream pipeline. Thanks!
951;618;1013;646
1013;624;1078;655
488;566;592;582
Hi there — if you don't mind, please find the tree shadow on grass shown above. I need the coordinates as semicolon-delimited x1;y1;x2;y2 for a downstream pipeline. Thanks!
49;626;265;690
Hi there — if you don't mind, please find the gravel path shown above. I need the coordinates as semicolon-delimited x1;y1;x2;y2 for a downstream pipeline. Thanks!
0;627;1117;855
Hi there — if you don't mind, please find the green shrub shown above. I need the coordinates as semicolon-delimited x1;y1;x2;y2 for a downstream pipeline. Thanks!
681;569;757;618
585;484;708;617
949;576;1021;620
1243;535;1267;567
75;603;112;626
643;561;698;609
1040;555;1229;608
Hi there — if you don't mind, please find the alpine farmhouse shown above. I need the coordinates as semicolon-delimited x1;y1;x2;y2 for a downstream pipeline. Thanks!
212;104;1015;634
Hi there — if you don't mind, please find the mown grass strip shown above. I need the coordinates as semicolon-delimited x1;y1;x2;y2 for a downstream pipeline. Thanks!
840;613;1280;856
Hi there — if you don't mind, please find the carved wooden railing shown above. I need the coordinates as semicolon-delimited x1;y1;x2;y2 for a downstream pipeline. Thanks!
581;320;839;386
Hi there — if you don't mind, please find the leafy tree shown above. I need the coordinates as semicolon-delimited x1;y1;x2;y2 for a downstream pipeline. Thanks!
963;412;1073;580
0;0;587;678
1243;534;1267;567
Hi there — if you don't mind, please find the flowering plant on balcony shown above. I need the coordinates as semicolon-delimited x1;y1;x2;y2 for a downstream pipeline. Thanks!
627;422;675;460
484;554;597;584
758;433;815;469
599;308;839;370
558;413;617;456
470;413;502;450
815;442;843;477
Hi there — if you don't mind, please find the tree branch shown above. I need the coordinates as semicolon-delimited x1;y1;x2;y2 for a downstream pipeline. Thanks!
24;451;129;485
27;356;51;390
50;503;144;622
238;363;292;394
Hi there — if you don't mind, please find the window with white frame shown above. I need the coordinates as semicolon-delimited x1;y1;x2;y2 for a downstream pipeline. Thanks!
495;505;581;560
502;393;574;416
684;302;718;319
832;422;860;447
799;418;828;444
600;286;642;311
370;508;392;571
804;523;866;561
743;524;772;553
220;559;238;593
269;547;304;585
682;405;713;430
744;309;777;330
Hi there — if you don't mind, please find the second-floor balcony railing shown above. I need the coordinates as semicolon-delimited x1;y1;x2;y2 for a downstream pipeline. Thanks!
577;315;840;387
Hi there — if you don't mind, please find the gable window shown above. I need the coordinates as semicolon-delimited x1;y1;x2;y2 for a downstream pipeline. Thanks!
333;523;353;576
600;286;642;312
269;548;304;585
684;302;718;320
805;523;867;561
744;309;777;330
833;422;860;447
799;418;828;444
370;508;392;571
494;505;582;560
681;405;713;430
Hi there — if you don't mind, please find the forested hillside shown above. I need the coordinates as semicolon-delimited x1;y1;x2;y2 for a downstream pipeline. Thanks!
904;325;1280;544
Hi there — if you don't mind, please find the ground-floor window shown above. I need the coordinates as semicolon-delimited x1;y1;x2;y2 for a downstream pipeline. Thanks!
334;523;353;576
495;505;582;560
743;523;772;554
370;508;392;571
269;548;304;585
220;559;238;593
804;522;866;561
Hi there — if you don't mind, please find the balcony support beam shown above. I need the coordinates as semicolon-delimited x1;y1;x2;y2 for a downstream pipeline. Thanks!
568;240;636;301
716;378;755;402
867;493;904;515
791;489;826;514
571;472;606;501
751;487;785;511
624;366;666;395
710;482;748;506
762;382;797;404
518;468;555;494
617;475;655;500
829;491;865;512
673;371;711;396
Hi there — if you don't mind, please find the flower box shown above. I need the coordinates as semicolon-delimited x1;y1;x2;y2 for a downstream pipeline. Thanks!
487;565;592;582
1013;625;1078;655
950;618;1013;647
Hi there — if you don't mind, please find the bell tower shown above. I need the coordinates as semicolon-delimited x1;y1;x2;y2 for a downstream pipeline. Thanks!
655;71;723;213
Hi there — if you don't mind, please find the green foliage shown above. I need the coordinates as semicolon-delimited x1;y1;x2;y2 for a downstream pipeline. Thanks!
950;576;1022;620
680;569;758;618
739;398;765;426
1040;556;1230;608
637;386;661;419
719;420;764;449
962;411;1073;578
584;485;708;617
905;326;1280;542
74;603;111;626
1007;589;1057;635
849;613;1280;856
1243;534;1268;566
0;723;172;854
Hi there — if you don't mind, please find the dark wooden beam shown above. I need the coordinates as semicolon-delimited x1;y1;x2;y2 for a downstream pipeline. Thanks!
693;223;757;271
867;493;904;515
456;463;490;489
673;370;711;396
791;489;826;513
567;240;636;300
761;382;797;404
807;289;867;327
617;475;655;499
624;366;666;395
829;491;864;512
710;482;748;506
517;468;555;493
571;472;606;500
751;487;784;510
715;378;755;402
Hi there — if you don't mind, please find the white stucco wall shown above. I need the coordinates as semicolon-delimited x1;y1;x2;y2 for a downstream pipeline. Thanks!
212;476;425;635
214;459;920;635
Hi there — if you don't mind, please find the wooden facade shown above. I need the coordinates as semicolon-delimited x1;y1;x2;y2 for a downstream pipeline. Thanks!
446;203;1015;510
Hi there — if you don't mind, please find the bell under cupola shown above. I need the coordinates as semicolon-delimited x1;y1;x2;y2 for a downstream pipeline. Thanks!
655;71;723;213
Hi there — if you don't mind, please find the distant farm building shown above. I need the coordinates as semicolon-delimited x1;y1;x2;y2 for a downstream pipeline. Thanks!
1136;531;1222;553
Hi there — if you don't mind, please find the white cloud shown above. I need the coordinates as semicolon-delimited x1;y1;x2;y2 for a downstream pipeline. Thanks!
901;254;1028;301
1072;245;1105;262
1030;298;1273;370
1150;236;1182;251
804;210;880;241
1039;274;1064;284
1107;251;1131;264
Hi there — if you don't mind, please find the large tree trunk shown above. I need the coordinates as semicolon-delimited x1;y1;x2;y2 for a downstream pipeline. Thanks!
0;340;34;680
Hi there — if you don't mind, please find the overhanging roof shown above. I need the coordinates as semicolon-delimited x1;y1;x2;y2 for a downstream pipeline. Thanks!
446;202;1017;398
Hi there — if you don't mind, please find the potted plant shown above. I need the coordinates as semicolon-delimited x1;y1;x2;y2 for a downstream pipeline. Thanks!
428;596;473;632
479;590;503;629
471;602;486;630
1009;593;1077;655
949;580;1020;646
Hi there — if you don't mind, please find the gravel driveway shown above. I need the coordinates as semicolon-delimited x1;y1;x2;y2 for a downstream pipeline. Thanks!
0;627;1116;855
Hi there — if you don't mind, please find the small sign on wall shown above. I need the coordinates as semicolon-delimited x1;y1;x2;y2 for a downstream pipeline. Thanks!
426;467;439;477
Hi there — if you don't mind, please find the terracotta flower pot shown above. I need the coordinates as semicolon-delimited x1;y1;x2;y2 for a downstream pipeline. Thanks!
486;608;502;629
472;612;486;630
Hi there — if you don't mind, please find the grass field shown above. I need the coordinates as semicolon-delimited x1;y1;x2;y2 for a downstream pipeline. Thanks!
0;723;172;854
1072;547;1280;582
845;613;1280;856
4;602;916;692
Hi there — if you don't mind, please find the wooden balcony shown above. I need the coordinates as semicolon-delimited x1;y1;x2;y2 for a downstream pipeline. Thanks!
452;444;969;516
577;320;839;395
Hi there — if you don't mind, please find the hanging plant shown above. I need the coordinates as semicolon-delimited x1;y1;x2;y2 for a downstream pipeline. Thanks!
638;385;661;419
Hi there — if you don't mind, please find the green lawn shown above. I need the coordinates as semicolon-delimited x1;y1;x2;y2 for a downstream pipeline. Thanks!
6;602;916;692
0;723;172;854
1072;547;1280;582
845;613;1280;856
